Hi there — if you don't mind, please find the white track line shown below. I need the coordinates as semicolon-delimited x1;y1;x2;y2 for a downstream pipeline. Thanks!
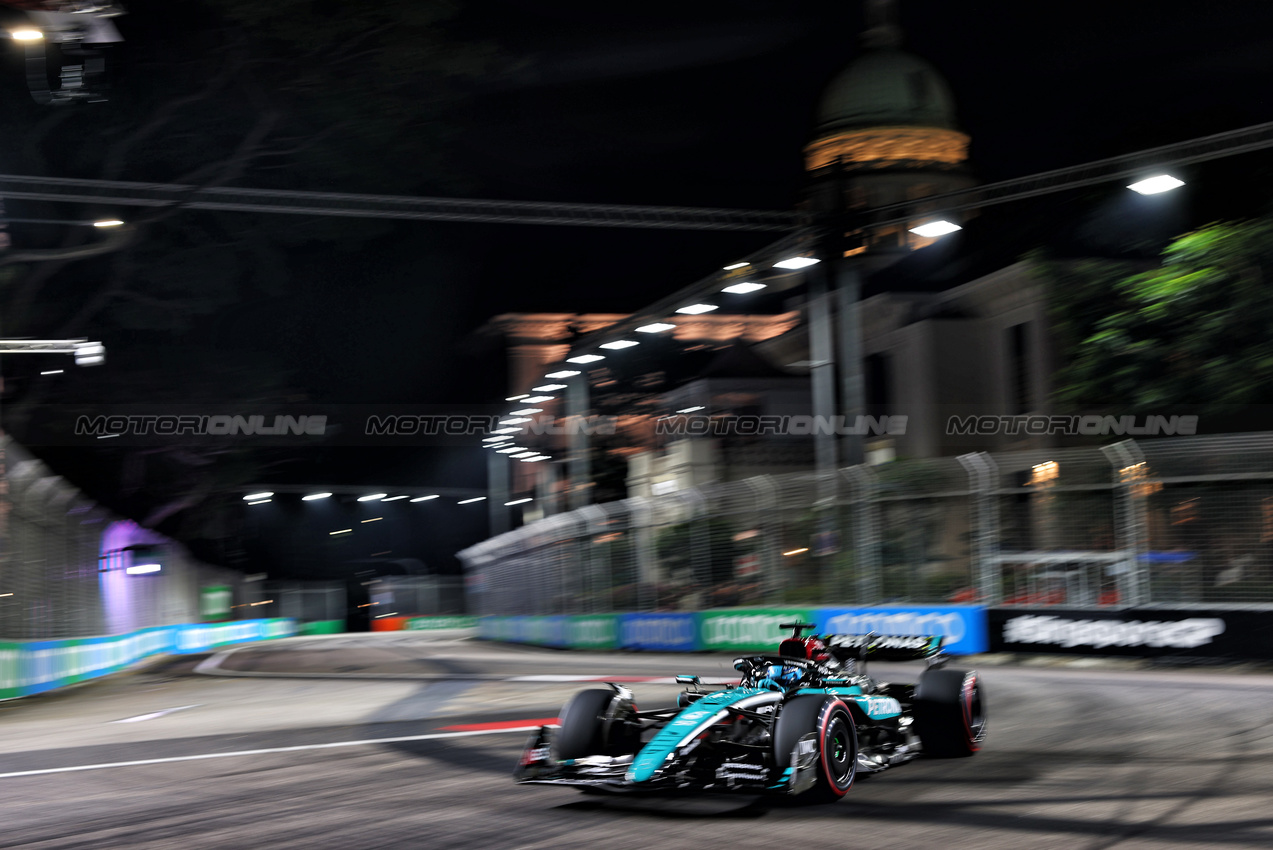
112;705;201;724
0;725;541;780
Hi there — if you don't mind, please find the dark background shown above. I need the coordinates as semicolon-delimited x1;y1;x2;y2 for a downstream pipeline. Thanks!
3;1;1273;579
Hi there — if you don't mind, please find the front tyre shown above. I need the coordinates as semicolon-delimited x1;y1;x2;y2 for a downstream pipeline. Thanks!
552;689;640;761
914;669;986;758
552;689;613;760
774;696;857;802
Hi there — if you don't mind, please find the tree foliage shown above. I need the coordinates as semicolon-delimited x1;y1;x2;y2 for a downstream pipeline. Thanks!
1045;218;1273;412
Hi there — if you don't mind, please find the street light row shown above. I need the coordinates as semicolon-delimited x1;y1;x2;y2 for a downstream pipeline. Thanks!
243;491;458;504
481;174;1187;463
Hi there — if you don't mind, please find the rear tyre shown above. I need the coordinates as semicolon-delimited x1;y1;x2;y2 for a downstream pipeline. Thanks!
914;668;986;758
773;696;857;802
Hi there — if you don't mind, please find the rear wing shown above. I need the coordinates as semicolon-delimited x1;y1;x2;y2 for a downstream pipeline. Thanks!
824;634;944;663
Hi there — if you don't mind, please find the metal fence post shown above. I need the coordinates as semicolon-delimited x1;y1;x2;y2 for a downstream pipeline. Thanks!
1101;439;1149;606
843;464;881;605
957;452;1001;605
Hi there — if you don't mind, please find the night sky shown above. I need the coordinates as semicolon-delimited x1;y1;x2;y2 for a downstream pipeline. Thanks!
6;0;1273;578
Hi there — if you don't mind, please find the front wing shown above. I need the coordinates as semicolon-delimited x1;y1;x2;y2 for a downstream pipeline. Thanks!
513;725;822;796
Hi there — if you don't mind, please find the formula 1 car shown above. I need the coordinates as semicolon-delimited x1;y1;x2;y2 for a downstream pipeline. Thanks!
514;624;985;802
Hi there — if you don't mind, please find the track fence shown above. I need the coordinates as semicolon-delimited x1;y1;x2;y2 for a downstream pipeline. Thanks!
460;434;1273;615
0;436;252;640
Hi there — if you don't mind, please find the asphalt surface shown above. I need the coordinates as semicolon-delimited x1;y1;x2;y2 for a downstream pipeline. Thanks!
1;631;1271;849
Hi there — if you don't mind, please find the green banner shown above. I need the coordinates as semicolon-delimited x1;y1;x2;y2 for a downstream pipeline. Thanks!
697;608;815;652
299;619;346;635
200;585;233;621
404;616;477;631
568;615;619;650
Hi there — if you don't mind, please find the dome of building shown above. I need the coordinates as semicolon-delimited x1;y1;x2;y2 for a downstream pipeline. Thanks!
815;48;958;134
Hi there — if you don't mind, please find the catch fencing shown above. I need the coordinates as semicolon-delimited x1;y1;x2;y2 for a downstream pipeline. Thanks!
460;434;1273;615
0;436;252;640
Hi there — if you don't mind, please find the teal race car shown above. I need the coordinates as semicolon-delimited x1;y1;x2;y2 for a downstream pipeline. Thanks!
514;624;986;802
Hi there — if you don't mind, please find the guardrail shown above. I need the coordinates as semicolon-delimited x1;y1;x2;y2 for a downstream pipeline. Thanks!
0;618;297;700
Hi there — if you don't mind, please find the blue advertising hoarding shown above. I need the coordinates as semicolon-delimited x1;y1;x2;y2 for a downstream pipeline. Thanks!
814;606;987;655
618;613;698;651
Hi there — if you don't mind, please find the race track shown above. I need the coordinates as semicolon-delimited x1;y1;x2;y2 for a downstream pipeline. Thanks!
0;632;1270;849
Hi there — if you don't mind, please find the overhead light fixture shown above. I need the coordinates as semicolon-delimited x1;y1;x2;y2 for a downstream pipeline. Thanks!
458;497;486;505
10;30;43;41
125;563;162;575
521;395;554;404
566;354;605;364
329;529;352;535
482;435;513;442
677;406;705;413
357;493;388;502
499;417;533;425
511;451;538;459
40;369;63;376
410;495;439;502
532;383;568;392
505;497;533;506
774;256;820;270
722;282;766;294
544;370;580;379
381;495;409;502
491;426;522;434
909;220;962;237
636;322;676;333
521;456;547;462
361;517;383;523
676;304;718;315
506;394;529;402
74;341;106;366
496;447;523;454
243;492;273;501
93;219;125;228
509;408;543;416
247;499;271;505
302;492;333;501
1128;174;1185;194
783;548;810;556
599;340;639;350
722;262;749;271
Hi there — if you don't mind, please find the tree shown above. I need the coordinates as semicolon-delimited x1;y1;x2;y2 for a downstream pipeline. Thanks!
1044;218;1273;412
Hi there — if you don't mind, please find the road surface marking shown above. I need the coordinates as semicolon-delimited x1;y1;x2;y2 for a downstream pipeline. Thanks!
508;675;738;685
112;705;201;724
0;726;542;780
438;717;558;732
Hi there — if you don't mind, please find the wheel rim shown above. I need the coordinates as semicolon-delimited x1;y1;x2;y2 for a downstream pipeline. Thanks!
965;679;987;743
824;714;855;789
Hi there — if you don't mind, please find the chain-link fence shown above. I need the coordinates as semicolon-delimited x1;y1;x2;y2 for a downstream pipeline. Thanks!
460;434;1273;615
257;581;346;623
0;436;250;640
369;577;465;620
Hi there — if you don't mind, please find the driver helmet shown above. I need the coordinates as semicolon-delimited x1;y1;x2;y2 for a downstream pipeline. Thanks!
755;663;802;693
